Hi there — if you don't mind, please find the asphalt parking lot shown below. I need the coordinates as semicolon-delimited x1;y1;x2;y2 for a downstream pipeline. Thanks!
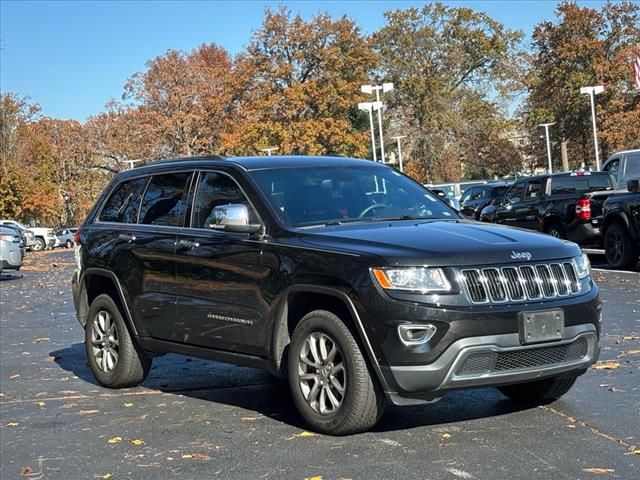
1;250;638;480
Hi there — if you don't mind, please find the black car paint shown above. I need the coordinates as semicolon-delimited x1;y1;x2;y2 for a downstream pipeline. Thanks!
73;156;601;402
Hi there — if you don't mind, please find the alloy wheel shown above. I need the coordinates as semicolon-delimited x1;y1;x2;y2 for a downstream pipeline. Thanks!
298;332;346;415
90;310;119;373
606;230;623;264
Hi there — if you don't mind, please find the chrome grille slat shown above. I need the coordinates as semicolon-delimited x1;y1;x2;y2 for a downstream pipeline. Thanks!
461;261;580;304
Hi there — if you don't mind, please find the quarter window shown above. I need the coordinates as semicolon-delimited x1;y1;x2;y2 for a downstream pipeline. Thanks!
99;177;149;223
139;173;192;226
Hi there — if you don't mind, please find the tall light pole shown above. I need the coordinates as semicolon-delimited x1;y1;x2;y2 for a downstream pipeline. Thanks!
361;83;393;163
391;135;406;172
357;101;381;162
260;147;278;156
580;85;604;170
124;159;142;170
538;122;555;174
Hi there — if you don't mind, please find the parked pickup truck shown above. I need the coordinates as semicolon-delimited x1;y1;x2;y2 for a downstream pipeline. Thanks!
601;179;640;269
480;171;617;246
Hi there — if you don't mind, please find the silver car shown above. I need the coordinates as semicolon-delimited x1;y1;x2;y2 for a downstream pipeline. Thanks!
0;226;23;274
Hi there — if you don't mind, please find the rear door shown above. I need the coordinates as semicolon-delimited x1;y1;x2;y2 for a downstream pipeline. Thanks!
495;181;526;227
173;170;267;355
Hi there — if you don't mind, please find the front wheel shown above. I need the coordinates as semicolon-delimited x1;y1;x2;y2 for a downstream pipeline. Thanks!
498;376;577;404
65;239;74;248
32;237;45;251
605;223;638;269
288;310;385;435
85;294;151;388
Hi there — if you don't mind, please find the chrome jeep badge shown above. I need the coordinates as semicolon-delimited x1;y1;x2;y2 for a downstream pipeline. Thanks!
511;251;532;261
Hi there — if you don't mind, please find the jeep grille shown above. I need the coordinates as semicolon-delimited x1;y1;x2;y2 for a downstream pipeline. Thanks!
460;262;580;304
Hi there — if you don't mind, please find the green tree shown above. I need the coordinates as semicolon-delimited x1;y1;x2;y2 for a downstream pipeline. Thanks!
373;2;524;182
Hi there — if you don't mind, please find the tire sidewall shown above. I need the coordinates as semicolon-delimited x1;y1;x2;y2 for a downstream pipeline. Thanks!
33;238;45;251
605;223;634;268
288;312;364;433
547;224;564;239
85;294;133;387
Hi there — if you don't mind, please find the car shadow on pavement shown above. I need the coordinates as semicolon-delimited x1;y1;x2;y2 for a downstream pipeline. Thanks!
51;343;530;433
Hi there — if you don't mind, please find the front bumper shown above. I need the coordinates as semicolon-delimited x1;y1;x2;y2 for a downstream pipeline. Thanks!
385;323;598;404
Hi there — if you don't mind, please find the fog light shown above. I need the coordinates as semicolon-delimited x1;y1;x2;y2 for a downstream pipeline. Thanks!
398;324;437;346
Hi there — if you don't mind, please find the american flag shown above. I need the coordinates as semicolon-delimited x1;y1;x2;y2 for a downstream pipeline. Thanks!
634;48;640;90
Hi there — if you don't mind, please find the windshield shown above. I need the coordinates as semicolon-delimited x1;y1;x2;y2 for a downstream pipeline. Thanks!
251;166;458;227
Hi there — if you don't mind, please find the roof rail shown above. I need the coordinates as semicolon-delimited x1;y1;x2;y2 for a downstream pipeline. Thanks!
134;155;227;168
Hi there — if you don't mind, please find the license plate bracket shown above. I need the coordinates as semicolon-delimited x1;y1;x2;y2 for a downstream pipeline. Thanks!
519;309;564;344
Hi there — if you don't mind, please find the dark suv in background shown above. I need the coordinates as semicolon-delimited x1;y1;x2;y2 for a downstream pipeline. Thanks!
480;171;616;246
458;182;512;220
73;156;601;434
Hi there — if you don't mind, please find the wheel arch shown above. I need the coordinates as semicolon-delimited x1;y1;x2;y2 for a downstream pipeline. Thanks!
269;285;390;391
78;268;138;336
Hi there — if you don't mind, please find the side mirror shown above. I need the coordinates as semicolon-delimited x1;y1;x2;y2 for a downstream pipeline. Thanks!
627;179;639;193
210;204;262;234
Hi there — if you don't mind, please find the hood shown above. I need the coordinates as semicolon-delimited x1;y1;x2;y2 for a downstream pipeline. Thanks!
298;220;580;267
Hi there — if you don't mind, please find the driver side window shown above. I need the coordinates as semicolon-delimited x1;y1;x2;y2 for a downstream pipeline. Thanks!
191;172;258;229
505;183;525;205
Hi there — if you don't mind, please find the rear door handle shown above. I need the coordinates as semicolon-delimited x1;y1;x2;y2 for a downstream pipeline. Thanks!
177;239;200;250
118;233;136;243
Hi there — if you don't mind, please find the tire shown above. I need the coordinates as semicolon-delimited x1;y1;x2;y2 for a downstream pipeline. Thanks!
498;376;577;404
545;224;564;239
604;222;638;270
32;237;46;251
85;294;151;388
65;239;74;248
287;310;385;435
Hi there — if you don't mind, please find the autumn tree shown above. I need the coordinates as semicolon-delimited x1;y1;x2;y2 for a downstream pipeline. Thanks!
525;1;640;168
224;7;377;157
374;2;524;183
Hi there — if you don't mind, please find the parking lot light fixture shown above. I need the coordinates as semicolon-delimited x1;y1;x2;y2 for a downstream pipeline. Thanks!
260;147;279;156
361;83;394;163
358;102;380;162
580;85;604;170
538;122;555;174
391;135;407;172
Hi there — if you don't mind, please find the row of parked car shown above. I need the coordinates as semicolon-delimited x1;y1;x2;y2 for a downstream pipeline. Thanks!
429;149;640;270
0;220;77;275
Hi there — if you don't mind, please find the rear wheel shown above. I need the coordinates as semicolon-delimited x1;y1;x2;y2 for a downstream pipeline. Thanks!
605;222;638;269
85;294;151;388
288;310;385;435
546;223;564;239
65;239;74;248
498;376;577;404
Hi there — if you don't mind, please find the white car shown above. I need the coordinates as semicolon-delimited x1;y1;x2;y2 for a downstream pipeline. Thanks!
0;226;23;274
0;220;55;251
54;228;77;248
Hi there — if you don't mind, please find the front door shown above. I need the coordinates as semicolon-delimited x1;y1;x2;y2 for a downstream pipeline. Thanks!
173;170;268;356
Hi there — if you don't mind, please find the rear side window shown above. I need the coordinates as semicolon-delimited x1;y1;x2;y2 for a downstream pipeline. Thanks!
551;175;613;194
625;154;640;176
139;172;192;226
99;177;148;223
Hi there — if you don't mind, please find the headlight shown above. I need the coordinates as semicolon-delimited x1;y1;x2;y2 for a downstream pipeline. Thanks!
573;253;591;279
372;267;451;293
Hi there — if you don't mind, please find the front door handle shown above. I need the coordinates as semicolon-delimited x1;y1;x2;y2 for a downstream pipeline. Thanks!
177;239;200;250
118;233;136;243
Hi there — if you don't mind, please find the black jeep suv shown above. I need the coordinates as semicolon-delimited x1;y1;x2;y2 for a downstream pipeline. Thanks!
72;156;601;435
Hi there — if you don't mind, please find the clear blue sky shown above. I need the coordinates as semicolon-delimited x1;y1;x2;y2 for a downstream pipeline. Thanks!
0;0;606;121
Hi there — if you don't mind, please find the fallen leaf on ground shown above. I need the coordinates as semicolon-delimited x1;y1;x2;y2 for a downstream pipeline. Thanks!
296;431;316;437
581;467;615;474
631;448;640;455
181;452;209;460
7;422;18;427
62;402;78;409
37;401;45;407
96;474;112;479
622;349;640;355
240;416;263;421
9;374;20;379
441;433;452;439
107;436;122;445
78;410;99;415
591;361;620;370
305;476;323;480
19;467;32;476
32;337;50;343
131;439;145;445
123;402;133;407
566;424;576;429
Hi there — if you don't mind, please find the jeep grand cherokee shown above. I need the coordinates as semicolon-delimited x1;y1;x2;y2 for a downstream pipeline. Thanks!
72;156;601;435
